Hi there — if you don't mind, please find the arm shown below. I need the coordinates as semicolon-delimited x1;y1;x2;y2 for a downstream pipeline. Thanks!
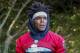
56;36;66;53
16;38;24;53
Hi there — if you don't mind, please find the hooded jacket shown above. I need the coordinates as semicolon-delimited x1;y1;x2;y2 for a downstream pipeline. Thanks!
16;2;65;53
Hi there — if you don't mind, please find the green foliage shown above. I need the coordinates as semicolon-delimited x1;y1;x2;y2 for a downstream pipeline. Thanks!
0;0;80;53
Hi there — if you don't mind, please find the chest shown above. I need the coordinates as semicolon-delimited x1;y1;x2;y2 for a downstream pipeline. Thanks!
22;35;56;53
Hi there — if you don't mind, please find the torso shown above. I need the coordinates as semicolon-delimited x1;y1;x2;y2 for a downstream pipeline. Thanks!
18;31;64;53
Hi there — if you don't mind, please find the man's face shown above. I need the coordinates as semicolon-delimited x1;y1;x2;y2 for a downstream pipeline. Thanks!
33;16;47;31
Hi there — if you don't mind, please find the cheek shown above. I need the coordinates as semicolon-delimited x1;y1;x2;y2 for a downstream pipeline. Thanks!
44;20;47;24
34;20;40;27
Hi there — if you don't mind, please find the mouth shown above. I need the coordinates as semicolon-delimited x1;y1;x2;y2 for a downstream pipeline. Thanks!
40;25;46;28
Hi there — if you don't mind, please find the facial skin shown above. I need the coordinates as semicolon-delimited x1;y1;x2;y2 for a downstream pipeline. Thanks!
33;16;47;31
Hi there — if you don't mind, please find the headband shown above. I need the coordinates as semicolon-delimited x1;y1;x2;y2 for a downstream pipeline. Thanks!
32;11;47;20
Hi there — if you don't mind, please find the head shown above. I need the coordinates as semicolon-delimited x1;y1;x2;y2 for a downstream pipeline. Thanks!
28;2;50;33
32;11;48;31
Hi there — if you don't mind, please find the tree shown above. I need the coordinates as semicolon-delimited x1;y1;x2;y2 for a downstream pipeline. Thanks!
0;0;31;53
0;0;80;53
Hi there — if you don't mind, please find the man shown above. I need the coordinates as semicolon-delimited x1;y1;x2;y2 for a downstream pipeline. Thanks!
16;2;66;53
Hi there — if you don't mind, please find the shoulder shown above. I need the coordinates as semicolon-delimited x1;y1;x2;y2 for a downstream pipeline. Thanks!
16;32;30;42
48;31;65;47
48;31;64;41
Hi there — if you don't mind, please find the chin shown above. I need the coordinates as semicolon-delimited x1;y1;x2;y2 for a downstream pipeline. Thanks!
39;28;46;31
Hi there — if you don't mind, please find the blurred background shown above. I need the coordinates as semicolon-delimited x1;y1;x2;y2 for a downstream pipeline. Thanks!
0;0;80;53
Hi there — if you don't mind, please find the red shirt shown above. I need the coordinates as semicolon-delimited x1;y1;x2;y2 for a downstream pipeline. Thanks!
16;31;65;53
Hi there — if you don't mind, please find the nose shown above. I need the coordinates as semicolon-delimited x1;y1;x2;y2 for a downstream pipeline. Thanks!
41;18;44;23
